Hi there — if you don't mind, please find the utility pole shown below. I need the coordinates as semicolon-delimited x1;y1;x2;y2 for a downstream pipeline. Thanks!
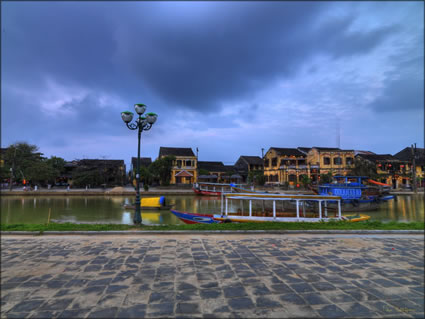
411;143;417;193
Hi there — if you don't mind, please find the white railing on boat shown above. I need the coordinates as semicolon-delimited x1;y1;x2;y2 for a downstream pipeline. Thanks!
220;192;342;222
194;182;249;193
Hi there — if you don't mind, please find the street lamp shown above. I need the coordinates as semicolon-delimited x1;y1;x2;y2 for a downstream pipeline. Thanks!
121;104;158;224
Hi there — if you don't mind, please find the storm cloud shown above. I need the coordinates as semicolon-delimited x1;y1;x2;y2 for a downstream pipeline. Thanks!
2;1;423;165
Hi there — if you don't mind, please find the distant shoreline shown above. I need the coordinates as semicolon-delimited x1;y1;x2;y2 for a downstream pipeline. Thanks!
1;187;422;196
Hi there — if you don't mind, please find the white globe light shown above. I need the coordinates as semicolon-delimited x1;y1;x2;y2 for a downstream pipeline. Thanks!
121;111;134;123
134;104;146;115
146;112;158;124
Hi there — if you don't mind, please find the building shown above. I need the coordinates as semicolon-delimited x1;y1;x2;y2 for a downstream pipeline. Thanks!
305;147;355;180
355;153;403;187
264;148;307;185
197;161;226;183
234;156;264;182
131;157;152;171
159;147;197;185
66;159;126;187
394;146;425;188
220;165;243;184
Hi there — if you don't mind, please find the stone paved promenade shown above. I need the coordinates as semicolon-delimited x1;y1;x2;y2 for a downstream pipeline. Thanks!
1;234;424;318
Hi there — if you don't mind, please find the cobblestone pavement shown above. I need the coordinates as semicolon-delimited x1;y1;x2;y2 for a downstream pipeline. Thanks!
1;234;424;318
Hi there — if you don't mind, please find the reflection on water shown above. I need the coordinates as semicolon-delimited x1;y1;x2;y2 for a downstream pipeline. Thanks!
1;194;423;225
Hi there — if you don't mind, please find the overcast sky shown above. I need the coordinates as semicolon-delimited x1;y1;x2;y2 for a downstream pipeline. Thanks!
2;1;423;168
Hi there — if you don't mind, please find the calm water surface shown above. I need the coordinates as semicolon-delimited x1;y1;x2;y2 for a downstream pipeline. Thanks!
1;194;424;225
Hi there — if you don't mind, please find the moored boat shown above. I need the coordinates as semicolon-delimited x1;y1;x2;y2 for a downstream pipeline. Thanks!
313;176;394;211
171;192;370;224
123;196;172;210
192;182;256;196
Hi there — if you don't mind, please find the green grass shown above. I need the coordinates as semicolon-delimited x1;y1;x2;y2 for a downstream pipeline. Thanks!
1;221;423;232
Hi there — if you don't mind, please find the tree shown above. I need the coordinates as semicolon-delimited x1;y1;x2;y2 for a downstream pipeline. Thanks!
247;170;266;186
1;142;45;185
149;155;176;186
46;156;66;175
72;168;103;187
300;174;312;188
140;166;152;186
319;171;333;184
349;158;380;180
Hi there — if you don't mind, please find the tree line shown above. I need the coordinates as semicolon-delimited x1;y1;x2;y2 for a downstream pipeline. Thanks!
1;142;66;187
0;142;179;188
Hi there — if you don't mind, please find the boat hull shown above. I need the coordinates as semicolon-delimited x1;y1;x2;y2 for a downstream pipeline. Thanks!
171;210;221;224
192;188;222;196
171;210;369;224
123;205;173;210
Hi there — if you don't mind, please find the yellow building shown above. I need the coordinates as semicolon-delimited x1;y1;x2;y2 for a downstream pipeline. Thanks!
394;146;425;188
263;148;307;185
305;147;355;178
158;147;197;185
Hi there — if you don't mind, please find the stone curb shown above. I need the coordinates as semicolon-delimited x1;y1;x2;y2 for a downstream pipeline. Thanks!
2;230;424;235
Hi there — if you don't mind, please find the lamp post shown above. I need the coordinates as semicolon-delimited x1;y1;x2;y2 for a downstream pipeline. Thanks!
121;104;158;224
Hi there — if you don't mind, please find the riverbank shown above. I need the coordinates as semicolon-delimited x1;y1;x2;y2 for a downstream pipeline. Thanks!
1;186;422;196
1;220;424;233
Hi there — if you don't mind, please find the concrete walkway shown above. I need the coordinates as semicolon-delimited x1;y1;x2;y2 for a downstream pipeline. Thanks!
1;234;424;318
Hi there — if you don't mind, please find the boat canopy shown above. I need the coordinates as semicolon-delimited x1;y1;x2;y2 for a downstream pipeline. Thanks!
140;196;165;208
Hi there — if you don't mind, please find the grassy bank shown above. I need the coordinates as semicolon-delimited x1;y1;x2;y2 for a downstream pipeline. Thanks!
1;221;424;232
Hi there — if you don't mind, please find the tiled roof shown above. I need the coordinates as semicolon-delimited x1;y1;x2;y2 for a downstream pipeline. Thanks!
223;165;236;173
239;156;263;165
159;147;195;157
355;150;376;155
76;159;125;168
313;147;354;152
131;157;152;168
297;147;312;154
270;148;305;157
394;147;425;164
357;154;399;162
198;161;225;171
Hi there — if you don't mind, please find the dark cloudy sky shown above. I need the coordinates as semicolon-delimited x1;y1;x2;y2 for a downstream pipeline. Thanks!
2;1;423;168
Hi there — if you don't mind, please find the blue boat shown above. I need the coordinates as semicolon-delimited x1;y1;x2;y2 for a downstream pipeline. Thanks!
171;210;221;224
317;176;394;211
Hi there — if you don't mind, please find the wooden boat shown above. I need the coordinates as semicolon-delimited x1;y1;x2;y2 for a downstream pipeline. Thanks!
123;196;172;210
311;176;394;211
341;214;371;222
192;182;256;196
172;193;370;224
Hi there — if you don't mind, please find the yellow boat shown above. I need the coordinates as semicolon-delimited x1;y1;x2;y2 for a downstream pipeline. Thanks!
341;214;371;222
123;196;172;210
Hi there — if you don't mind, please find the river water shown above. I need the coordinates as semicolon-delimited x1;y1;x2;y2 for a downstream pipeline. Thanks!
1;194;424;225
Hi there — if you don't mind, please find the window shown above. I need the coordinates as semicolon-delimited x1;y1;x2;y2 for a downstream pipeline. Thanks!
186;160;192;167
264;159;269;168
333;157;342;165
272;157;277;167
289;174;296;182
176;160;182;168
346;157;353;165
323;157;330;165
280;159;285;166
